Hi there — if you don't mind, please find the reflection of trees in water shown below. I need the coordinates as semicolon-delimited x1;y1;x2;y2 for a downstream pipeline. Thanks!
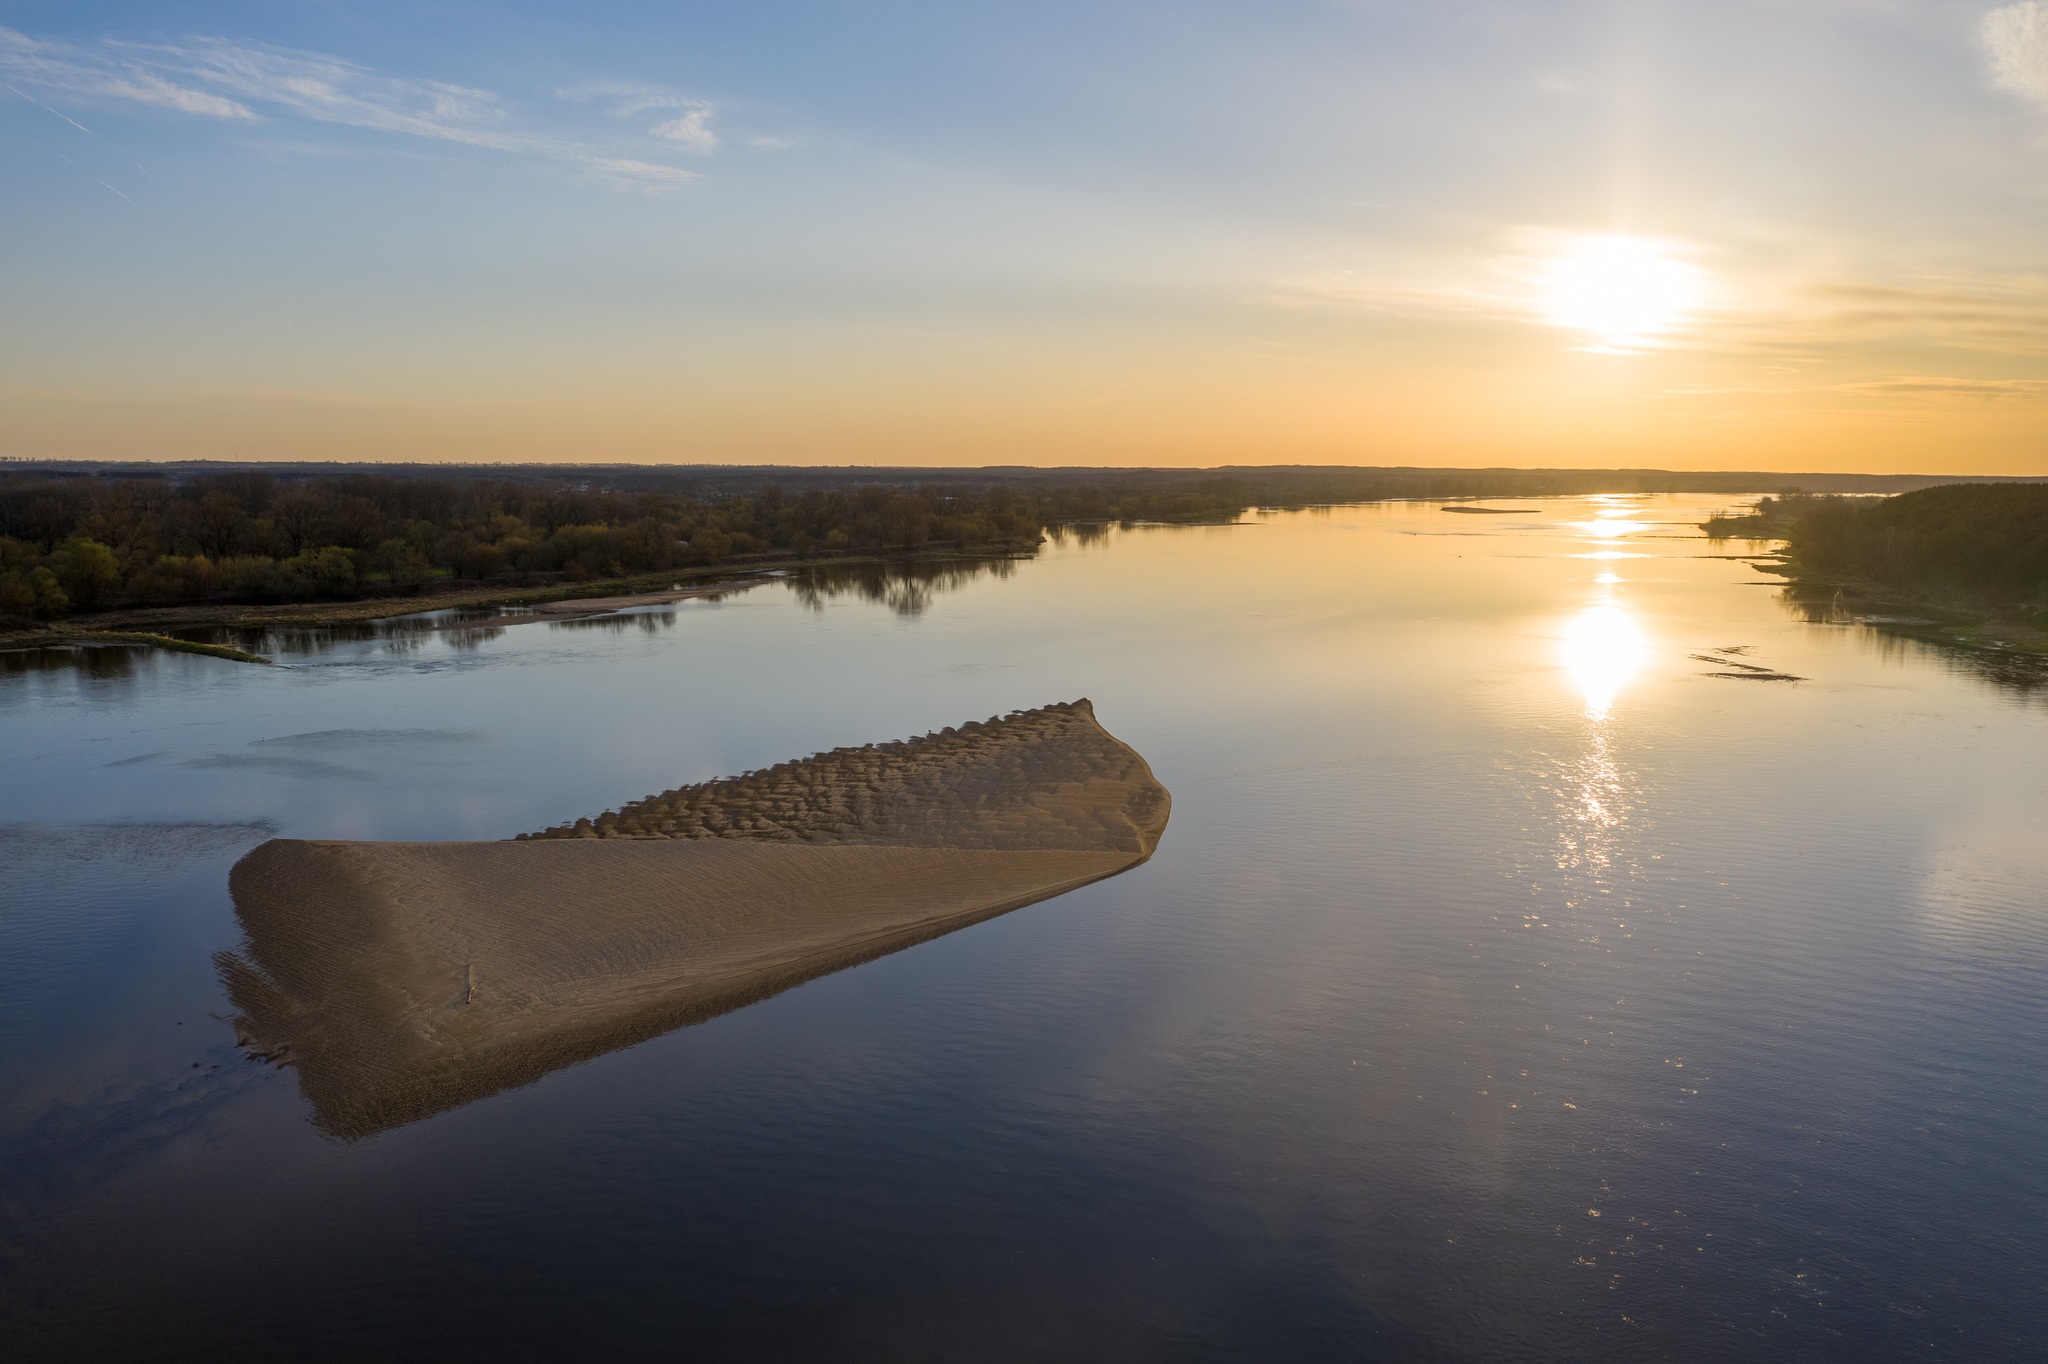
1043;522;1112;549
546;611;677;635
0;643;151;678
170;614;458;660
1044;517;1255;553
785;556;1025;617
172;604;640;657
1780;585;2048;698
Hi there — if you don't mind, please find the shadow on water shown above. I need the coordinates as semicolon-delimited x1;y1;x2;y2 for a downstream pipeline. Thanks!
784;556;1027;617
1780;583;2048;697
2;565;1021;682
0;645;153;679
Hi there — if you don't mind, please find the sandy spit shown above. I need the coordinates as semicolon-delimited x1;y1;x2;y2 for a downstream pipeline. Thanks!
221;700;1169;1138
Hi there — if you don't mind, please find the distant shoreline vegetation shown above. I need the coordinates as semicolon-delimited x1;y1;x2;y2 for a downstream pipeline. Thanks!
0;472;1235;631
1705;485;2048;656
4;462;2040;641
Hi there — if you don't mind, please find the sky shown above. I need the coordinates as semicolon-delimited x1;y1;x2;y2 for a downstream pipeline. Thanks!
3;1;2047;472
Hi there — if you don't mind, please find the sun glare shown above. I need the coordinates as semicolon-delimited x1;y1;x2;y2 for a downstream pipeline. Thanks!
1572;496;1642;541
1561;599;1648;720
1540;235;1704;352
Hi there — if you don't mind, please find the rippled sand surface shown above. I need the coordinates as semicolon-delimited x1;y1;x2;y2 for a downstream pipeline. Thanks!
222;701;1168;1137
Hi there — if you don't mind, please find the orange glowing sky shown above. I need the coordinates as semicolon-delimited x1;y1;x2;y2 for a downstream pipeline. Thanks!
4;3;2048;471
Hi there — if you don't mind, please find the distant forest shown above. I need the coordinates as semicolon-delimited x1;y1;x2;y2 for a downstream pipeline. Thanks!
0;470;1266;621
6;461;2041;624
1711;484;2048;613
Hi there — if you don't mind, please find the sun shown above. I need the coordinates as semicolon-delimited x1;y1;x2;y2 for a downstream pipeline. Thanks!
1540;235;1705;352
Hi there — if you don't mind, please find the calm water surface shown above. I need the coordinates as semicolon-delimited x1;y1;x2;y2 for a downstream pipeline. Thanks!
4;497;2046;1362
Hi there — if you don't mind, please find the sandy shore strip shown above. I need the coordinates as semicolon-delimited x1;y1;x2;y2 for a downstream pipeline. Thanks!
221;700;1169;1137
425;580;759;631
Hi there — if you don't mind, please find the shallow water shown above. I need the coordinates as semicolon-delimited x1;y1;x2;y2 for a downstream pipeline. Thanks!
4;496;2046;1362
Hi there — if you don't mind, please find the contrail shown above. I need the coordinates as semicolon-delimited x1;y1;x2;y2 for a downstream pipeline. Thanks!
2;79;96;135
49;147;143;211
8;80;169;206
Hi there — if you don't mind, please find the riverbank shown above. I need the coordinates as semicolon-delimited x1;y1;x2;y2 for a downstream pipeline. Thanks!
1708;488;2048;660
0;546;1031;662
1773;570;2048;657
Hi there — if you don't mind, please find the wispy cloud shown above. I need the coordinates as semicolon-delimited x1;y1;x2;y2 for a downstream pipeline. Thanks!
151;37;516;147
1983;2;2048;107
0;27;253;119
1836;376;2048;401
559;80;721;152
0;27;702;192
1286;248;2048;363
558;81;701;117
1799;276;2048;352
582;157;703;191
651;108;718;152
1281;229;1721;354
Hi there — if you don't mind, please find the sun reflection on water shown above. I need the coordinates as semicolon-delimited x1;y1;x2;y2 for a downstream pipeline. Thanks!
1572;497;1643;541
1561;596;1648;720
1547;562;1651;933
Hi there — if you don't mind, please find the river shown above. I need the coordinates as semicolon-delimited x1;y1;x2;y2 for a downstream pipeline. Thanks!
3;495;2044;1361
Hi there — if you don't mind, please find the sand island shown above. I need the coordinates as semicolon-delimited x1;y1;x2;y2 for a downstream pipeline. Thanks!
220;700;1169;1138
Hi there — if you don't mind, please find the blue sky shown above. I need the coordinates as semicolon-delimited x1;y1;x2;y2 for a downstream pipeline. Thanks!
4;2;2047;469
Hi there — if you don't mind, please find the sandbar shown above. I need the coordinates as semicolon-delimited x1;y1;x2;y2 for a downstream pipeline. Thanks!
221;700;1169;1137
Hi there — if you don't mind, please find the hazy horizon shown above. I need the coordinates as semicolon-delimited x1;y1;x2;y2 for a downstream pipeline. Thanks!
7;2;2048;472
6;456;2043;485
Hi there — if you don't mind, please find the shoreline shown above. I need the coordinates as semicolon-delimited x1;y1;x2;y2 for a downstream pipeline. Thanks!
0;544;1037;662
1744;557;2048;659
1777;572;2048;658
1708;526;2048;660
1704;487;2048;662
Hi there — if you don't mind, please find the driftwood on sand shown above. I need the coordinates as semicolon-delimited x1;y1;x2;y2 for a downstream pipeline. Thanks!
220;700;1169;1138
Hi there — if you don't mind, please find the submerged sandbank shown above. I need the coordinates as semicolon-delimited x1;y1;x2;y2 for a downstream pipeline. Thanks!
221;700;1169;1138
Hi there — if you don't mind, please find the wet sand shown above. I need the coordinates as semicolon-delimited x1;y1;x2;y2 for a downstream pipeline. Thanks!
222;700;1169;1137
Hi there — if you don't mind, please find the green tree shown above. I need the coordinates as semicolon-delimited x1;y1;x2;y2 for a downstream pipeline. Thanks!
688;527;732;564
0;571;36;618
376;539;434;592
282;546;359;597
0;566;70;619
51;538;120;610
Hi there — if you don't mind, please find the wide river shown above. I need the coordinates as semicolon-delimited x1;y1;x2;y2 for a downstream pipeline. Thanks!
4;495;2046;1362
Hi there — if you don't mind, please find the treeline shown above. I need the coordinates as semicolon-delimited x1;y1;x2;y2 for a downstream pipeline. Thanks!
1707;484;2048;612
1781;484;2048;611
0;471;1253;621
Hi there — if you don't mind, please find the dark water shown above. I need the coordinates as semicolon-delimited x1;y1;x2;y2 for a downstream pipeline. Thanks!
4;497;2046;1362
